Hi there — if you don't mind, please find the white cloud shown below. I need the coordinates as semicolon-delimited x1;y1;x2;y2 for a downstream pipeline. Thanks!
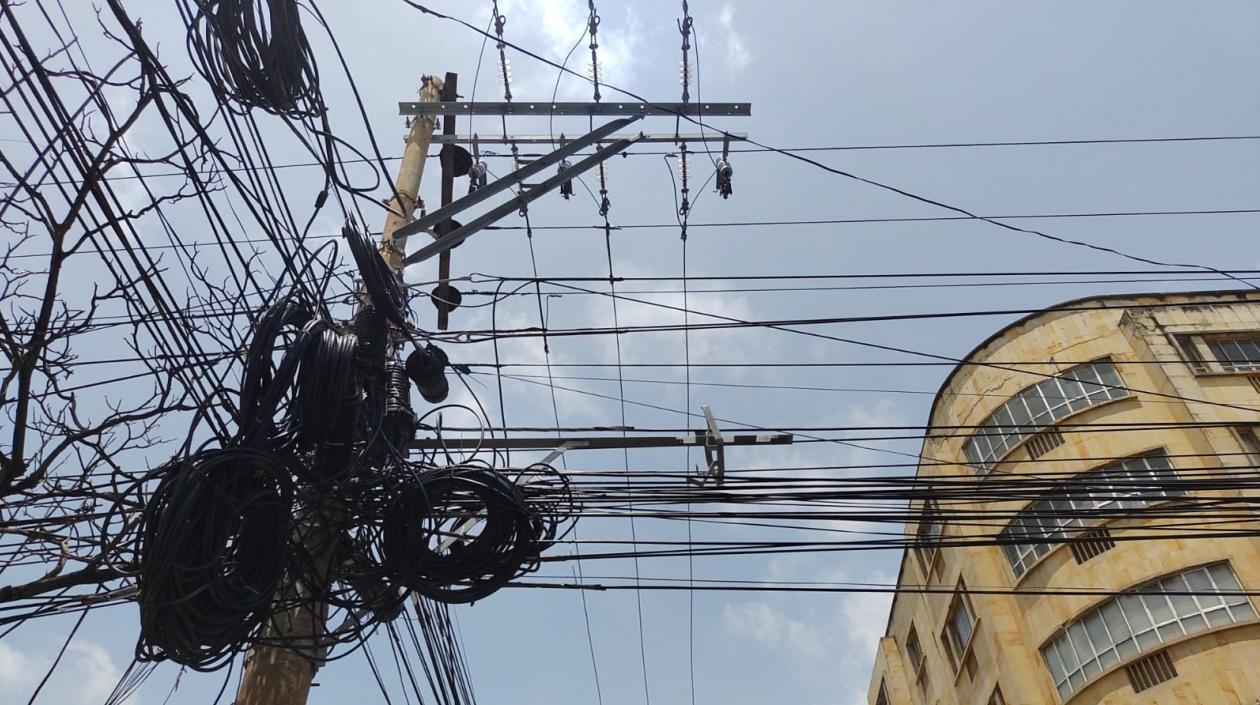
723;563;893;673
840;577;893;658
723;601;827;658
0;640;135;705
717;5;752;72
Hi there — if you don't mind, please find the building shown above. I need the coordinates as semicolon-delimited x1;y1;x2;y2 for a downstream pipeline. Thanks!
866;290;1260;705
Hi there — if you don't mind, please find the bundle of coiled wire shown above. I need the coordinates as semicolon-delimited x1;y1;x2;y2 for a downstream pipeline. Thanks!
135;447;296;671
380;464;553;604
180;0;323;117
135;239;567;666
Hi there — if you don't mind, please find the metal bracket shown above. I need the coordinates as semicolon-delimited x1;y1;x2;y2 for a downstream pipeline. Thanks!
698;405;725;485
393;116;641;249
430;132;747;145
402;136;640;265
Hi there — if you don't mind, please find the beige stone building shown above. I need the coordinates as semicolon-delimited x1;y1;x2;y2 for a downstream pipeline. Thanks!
866;290;1260;705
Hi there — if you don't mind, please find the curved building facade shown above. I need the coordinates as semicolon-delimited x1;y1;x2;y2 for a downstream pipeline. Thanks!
866;291;1260;705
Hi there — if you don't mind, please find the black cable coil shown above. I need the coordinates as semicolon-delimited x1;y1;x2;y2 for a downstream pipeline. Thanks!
382;465;541;604
182;0;323;117
135;448;296;671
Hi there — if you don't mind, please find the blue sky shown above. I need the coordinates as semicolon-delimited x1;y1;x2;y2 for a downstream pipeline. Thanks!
3;1;1260;704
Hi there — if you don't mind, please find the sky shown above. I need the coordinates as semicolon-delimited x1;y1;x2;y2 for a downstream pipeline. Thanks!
3;1;1260;705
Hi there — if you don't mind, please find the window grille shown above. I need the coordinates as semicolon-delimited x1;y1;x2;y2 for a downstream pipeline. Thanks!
1069;527;1117;564
1025;428;1065;460
1125;650;1177;693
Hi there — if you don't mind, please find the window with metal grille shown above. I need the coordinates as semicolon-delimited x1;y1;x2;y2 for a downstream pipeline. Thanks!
874;681;889;705
1125;650;1177;692
1208;338;1260;372
1025;428;1065;460
963;359;1128;474
1069;527;1117;564
987;685;1007;705
999;452;1179;578
1040;562;1255;700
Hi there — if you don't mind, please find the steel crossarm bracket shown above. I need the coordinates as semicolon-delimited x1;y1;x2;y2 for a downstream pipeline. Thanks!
701;405;726;485
402;136;639;266
391;116;640;246
430;132;748;145
399;101;751;117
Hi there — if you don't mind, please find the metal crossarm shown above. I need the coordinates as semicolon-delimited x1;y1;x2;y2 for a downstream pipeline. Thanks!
402;137;639;265
399;101;751;117
391;116;641;245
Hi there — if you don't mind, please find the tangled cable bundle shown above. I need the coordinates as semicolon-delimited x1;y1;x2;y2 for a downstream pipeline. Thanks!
381;465;557;604
135;448;296;671
344;222;408;327
133;232;553;666
181;0;323;117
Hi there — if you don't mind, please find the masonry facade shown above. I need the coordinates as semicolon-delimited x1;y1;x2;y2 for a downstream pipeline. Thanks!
867;291;1260;705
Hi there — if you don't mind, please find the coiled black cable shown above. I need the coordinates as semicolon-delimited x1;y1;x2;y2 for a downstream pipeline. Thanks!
182;0;322;117
382;465;539;604
135;447;296;671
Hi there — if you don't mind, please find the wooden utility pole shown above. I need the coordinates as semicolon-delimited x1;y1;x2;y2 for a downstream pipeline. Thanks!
381;74;445;269
234;73;444;705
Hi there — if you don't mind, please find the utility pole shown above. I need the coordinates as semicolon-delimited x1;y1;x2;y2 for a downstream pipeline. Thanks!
234;73;445;705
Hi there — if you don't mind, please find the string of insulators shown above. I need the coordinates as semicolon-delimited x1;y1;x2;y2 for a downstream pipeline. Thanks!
678;61;692;88
492;1;512;101
586;1;602;101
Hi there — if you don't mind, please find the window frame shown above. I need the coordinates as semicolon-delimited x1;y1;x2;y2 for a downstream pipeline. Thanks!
915;498;944;580
962;359;1130;474
905;624;929;692
941;580;979;680
1039;561;1257;701
874;680;889;705
998;451;1182;580
1172;332;1260;374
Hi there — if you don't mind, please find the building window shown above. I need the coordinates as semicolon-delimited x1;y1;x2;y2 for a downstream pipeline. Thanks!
874;681;889;705
1207;337;1260;372
1235;426;1260;466
906;625;929;691
941;581;978;679
1041;562;1256;700
915;499;943;578
1173;333;1260;374
988;685;1007;705
999;452;1181;578
962;359;1128;474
